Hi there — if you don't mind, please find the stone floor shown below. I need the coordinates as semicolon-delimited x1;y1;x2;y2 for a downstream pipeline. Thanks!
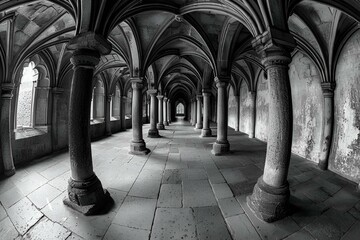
1;118;360;240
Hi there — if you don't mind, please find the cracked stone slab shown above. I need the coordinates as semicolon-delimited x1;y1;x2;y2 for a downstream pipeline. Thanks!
7;197;43;235
112;196;157;230
103;224;150;240
150;208;196;240
183;180;217;207
24;218;71;240
0;217;19;240
157;184;182;208
193;206;232;240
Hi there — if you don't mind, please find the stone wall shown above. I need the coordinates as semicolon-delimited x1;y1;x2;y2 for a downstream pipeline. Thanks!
329;30;360;182
289;52;323;163
228;86;237;130
255;71;269;142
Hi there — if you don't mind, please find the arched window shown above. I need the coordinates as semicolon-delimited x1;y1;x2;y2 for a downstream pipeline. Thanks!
16;61;38;128
176;103;184;115
112;84;121;120
91;79;105;123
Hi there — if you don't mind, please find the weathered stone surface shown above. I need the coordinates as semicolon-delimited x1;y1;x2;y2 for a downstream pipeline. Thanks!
211;183;233;200
24;218;71;240
150;208;196;240
218;197;244;218
183;180;217;207
157;184;182;208
0;217;19;240
0;187;24;208
225;214;261;240
113;196;156;230
7;197;43;235
104;224;150;240
193;206;232;240
28;183;62;209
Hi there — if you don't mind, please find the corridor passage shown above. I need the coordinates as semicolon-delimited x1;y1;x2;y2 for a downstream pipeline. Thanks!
1;120;360;240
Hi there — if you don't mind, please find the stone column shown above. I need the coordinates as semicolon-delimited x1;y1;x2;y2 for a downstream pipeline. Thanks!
1;83;15;176
163;97;169;126
120;96;127;130
63;47;111;215
247;44;294;222
147;89;160;138
201;90;212;137
157;95;165;130
192;98;197;126
249;91;256;138
318;82;335;170
105;95;112;136
167;99;171;124
195;95;203;130
235;95;240;132
130;78;150;155
212;78;230;155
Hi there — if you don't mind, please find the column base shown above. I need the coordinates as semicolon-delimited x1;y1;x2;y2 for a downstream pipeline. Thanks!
148;129;160;138
63;174;113;216
247;177;290;223
4;168;16;177
157;123;165;130
164;121;169;126
195;123;203;130
130;140;150;155
317;160;328;171
212;140;230;156
201;129;212;137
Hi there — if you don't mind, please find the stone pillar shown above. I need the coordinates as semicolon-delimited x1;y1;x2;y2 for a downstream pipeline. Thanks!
163;97;169;126
249;91;256;138
130;78;150;155
167;99;171;124
120;96;127;130
201;90;212;137
192;98;197;126
105;95;112;136
235;95;240;132
195;95;203;130
157;95;165;130
63;47;111;215
190;101;194;125
1;83;15;176
318;82;335;170
247;42;294;222
212;78;230;155
148;89;160;138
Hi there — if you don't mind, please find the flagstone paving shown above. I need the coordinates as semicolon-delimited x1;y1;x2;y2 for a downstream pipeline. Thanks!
0;118;359;239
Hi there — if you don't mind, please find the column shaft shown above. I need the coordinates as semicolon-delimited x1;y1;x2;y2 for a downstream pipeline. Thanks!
167;100;171;123
163;97;169;126
195;95;203;129
212;79;230;155
157;95;165;129
249;91;256;138
120;96;126;130
1;84;15;176
235;95;240;132
148;90;160;137
105;95;112;136
130;79;149;155
201;91;212;137
318;83;335;170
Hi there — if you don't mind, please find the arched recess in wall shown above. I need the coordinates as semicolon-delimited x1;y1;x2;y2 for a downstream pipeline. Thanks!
112;83;121;120
14;57;51;138
289;51;323;163
239;79;252;136
91;79;106;123
330;29;360;183
255;70;269;142
228;85;237;130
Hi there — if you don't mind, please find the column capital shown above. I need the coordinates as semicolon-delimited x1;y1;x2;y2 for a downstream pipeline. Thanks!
164;97;168;101
131;77;144;90
202;88;211;94
321;82;336;97
122;95;128;100
70;49;100;68
67;32;112;55
157;95;164;100
106;95;112;102
196;94;203;100
1;83;15;99
214;77;229;89
147;89;158;96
